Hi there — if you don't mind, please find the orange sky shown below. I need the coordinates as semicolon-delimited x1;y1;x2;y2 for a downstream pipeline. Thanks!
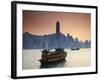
23;10;91;41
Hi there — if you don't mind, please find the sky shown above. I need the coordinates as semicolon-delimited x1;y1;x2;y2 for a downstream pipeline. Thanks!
23;10;91;41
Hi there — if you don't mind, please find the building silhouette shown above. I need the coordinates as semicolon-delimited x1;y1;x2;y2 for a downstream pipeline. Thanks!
23;21;91;49
56;21;60;34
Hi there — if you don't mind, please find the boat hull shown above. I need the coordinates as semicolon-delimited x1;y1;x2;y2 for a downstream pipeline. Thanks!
39;52;67;64
39;58;66;64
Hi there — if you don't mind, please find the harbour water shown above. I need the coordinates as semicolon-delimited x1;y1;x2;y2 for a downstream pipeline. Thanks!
22;49;91;69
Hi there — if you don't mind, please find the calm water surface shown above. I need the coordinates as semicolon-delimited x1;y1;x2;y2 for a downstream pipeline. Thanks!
22;49;91;69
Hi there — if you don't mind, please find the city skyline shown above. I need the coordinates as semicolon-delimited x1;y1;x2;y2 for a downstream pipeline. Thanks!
23;10;91;41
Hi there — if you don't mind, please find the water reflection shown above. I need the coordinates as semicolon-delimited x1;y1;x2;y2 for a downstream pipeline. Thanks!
40;60;66;68
22;49;90;69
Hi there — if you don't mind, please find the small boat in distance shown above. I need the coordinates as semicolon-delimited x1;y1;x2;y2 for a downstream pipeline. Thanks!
39;48;67;64
71;48;80;50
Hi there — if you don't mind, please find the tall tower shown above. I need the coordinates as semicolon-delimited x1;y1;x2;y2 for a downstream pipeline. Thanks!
56;21;60;34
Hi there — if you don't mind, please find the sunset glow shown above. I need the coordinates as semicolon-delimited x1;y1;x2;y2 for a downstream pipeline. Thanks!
23;11;91;41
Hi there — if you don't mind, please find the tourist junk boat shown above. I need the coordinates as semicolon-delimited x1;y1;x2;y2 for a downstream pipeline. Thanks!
39;48;67;64
39;21;67;64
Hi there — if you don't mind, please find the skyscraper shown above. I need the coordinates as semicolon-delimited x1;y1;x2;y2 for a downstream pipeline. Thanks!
56;21;60;34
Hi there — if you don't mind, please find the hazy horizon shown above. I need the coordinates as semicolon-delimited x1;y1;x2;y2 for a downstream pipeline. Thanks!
23;10;91;41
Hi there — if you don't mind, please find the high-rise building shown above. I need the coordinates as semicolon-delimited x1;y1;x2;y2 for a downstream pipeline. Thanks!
56;21;60;34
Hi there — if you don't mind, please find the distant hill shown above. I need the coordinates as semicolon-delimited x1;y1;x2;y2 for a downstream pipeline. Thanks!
23;32;91;49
